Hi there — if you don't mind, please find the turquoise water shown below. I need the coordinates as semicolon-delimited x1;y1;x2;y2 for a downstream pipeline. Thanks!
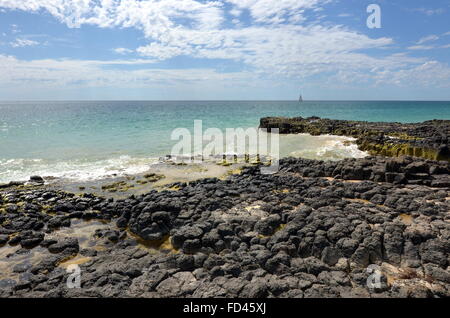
1;101;449;182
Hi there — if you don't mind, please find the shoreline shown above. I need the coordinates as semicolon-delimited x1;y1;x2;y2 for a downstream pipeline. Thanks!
0;133;365;185
0;117;449;298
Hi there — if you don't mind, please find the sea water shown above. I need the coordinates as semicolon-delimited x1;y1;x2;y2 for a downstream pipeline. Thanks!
1;100;449;182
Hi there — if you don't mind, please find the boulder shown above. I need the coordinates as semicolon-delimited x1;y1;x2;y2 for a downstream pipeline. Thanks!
29;176;44;183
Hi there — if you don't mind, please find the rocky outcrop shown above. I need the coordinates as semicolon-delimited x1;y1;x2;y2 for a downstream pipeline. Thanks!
260;117;450;161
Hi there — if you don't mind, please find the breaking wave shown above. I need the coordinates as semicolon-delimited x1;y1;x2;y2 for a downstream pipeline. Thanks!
0;134;367;183
0;156;159;183
280;134;368;161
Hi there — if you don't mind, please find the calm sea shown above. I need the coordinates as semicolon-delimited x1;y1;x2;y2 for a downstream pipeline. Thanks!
1;101;449;182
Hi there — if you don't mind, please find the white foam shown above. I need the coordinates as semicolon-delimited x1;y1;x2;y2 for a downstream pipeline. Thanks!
0;156;159;183
0;134;368;183
280;134;368;161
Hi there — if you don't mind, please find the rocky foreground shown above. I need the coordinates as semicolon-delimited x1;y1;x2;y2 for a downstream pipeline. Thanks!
0;156;449;298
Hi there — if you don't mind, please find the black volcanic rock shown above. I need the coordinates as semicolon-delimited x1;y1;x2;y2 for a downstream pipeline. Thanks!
0;154;449;298
29;176;44;183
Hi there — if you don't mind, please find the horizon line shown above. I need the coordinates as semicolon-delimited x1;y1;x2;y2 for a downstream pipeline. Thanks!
1;99;450;102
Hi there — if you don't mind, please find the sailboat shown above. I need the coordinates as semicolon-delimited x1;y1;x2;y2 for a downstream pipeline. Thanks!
299;94;303;102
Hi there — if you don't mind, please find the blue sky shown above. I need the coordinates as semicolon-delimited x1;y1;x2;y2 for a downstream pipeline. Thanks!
0;0;449;100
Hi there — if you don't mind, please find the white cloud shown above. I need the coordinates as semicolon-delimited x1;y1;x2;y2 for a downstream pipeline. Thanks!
229;8;242;17
170;25;395;79
408;33;450;50
408;45;435;51
0;54;258;90
372;61;450;88
225;0;327;24
113;47;133;55
10;23;20;34
0;0;449;91
0;0;225;30
0;0;393;79
136;43;191;60
412;8;445;16
417;35;439;44
10;38;39;47
2;50;447;93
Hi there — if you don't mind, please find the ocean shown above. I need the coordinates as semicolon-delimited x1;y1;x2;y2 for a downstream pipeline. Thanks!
1;100;449;183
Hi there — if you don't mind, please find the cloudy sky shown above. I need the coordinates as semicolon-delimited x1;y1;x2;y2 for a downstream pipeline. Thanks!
0;0;450;100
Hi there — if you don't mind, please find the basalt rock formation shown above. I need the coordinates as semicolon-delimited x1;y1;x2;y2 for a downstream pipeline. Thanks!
0;156;449;298
260;117;450;161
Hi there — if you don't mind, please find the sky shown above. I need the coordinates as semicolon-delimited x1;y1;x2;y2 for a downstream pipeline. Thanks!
0;0;450;100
